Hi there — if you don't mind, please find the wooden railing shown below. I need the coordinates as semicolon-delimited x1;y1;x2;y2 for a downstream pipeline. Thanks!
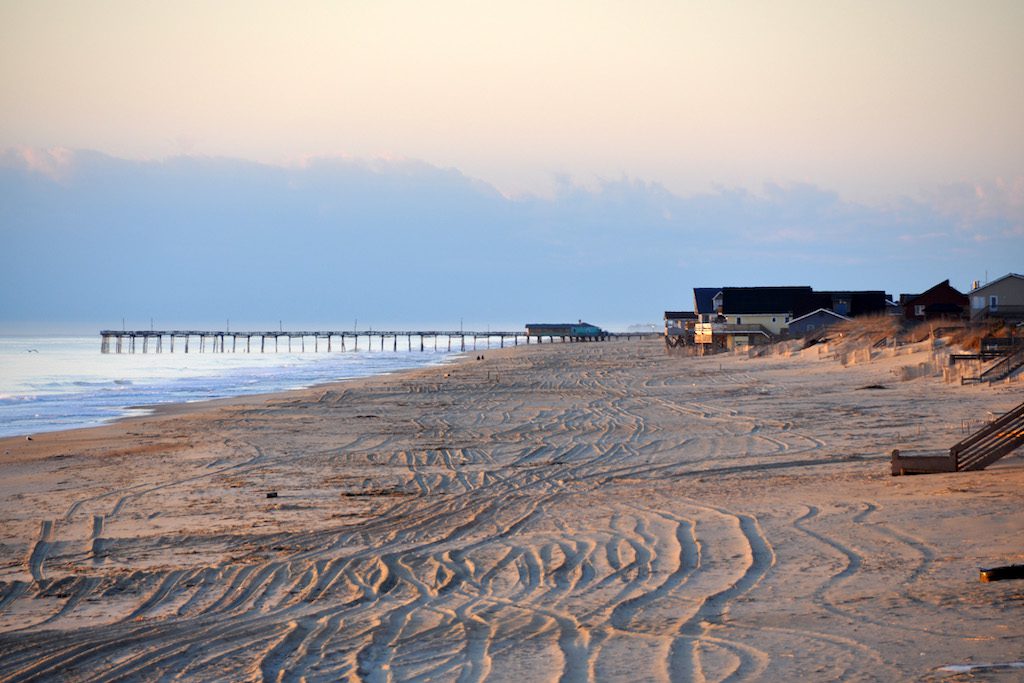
960;345;1024;384
972;304;1024;322
979;346;1024;383
951;400;1024;471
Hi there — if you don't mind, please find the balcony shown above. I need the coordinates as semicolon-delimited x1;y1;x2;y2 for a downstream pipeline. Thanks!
971;304;1024;322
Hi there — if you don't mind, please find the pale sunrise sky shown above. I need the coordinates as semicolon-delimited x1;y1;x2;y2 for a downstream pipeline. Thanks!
2;1;1022;198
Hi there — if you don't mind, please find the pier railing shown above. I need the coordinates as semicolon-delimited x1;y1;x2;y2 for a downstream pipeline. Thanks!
99;330;648;354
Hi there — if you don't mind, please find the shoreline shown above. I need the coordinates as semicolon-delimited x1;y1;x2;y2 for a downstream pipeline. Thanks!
0;345;484;452
1;338;1021;680
0;341;468;442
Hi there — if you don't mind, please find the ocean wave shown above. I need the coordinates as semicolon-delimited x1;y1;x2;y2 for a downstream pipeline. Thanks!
71;379;133;387
0;394;36;403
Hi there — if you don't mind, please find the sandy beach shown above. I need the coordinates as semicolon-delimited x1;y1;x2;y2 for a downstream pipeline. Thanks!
0;337;1021;681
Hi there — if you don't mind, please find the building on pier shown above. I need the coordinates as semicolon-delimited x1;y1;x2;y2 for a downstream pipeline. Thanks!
524;322;608;341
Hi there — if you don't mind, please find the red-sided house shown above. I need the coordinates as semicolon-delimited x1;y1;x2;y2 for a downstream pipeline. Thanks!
901;280;968;321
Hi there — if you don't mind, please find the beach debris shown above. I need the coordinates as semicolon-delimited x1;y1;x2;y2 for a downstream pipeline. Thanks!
25;436;32;441
979;564;1024;582
266;491;278;499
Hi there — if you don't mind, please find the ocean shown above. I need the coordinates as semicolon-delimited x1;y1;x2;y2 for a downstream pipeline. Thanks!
0;335;469;438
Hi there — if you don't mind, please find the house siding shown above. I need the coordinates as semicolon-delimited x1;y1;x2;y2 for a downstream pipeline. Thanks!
725;312;790;335
901;280;968;320
788;309;849;336
969;275;1024;319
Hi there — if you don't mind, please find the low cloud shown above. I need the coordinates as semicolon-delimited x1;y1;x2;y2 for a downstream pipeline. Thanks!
1;149;1020;329
921;177;1024;238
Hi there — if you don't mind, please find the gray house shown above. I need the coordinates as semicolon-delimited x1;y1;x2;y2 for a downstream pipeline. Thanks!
787;308;851;336
969;273;1024;322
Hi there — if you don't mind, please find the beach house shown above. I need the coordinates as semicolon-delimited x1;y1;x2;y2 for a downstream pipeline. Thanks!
968;273;1024;323
900;280;969;321
664;311;697;348
787;308;851;336
719;286;813;335
664;311;696;336
786;290;889;335
685;285;891;351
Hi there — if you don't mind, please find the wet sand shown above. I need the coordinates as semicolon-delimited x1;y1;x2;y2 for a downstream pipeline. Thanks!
0;338;1021;681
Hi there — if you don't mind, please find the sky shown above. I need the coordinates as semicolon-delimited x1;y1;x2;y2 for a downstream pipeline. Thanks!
1;1;1022;332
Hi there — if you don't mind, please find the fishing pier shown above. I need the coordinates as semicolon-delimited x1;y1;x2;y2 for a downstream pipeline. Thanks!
99;329;639;354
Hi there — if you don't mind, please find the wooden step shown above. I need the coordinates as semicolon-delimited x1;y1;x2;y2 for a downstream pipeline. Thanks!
892;399;1024;475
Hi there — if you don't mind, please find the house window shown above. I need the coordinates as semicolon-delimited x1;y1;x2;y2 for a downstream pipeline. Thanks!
736;317;742;324
989;295;998;311
771;316;776;323
972;296;985;310
914;305;925;317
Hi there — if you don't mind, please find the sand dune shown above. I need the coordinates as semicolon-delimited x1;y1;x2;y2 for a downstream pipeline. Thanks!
1;338;1021;681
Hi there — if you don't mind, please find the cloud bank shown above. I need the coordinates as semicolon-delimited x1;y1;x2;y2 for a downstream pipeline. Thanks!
1;148;1020;331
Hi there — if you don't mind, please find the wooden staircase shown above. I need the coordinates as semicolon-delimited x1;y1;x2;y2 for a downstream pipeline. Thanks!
891;400;1024;475
982;346;1024;382
961;345;1024;384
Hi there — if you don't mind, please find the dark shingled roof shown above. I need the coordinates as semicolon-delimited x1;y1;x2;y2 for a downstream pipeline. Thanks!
693;288;721;314
718;287;889;318
809;290;889;317
720;287;813;315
